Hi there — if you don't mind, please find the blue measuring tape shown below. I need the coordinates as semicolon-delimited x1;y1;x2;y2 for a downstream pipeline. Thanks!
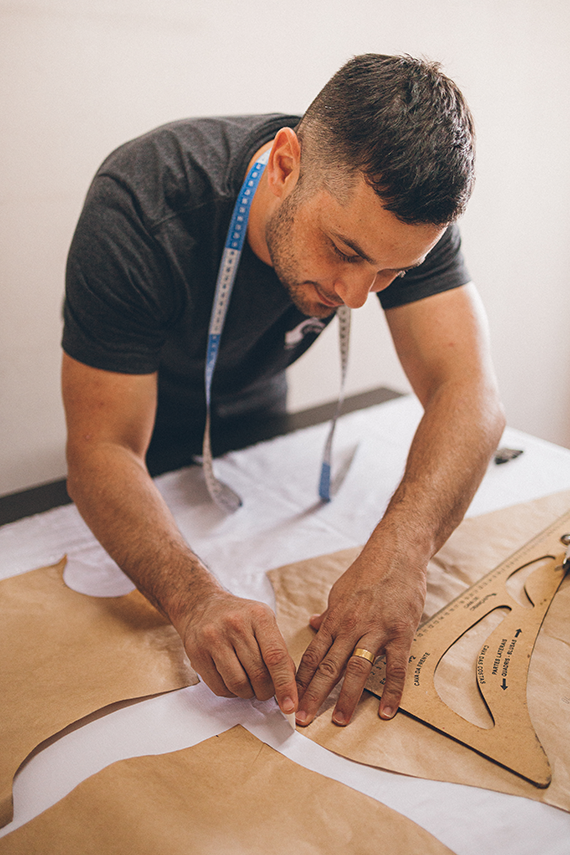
201;150;270;513
201;149;351;512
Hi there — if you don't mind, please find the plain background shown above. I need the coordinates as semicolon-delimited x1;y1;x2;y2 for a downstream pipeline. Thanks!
1;0;569;497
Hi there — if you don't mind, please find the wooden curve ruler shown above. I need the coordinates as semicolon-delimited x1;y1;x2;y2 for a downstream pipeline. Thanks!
366;509;570;788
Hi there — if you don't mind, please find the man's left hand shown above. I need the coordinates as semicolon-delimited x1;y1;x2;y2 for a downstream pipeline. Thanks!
294;541;427;727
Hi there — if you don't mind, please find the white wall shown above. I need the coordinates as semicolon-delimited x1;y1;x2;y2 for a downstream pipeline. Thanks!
1;0;569;496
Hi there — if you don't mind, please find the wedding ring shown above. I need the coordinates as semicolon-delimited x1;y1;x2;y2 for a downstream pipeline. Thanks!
351;647;376;665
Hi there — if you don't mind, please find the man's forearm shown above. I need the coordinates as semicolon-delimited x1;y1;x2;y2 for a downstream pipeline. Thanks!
66;442;220;626
295;379;505;727
67;442;299;712
371;378;505;561
62;354;299;711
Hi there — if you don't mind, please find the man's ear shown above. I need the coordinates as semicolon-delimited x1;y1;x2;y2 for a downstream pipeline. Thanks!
266;127;301;199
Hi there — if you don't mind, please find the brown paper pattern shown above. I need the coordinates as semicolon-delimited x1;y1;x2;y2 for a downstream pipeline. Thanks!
0;726;454;854
0;558;197;828
269;491;570;811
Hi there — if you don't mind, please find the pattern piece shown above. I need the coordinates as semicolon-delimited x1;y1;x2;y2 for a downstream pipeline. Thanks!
0;558;197;828
0;725;454;855
269;491;570;811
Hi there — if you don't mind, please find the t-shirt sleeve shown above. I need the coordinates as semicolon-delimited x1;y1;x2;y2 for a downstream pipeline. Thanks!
63;176;185;374
378;223;471;310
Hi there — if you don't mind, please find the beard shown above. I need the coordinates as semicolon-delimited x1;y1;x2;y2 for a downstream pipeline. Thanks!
264;191;337;319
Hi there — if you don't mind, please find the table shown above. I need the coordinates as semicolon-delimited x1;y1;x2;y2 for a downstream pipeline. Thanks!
1;390;569;853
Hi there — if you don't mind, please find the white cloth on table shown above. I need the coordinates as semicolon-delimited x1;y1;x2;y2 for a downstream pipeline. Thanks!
1;395;570;854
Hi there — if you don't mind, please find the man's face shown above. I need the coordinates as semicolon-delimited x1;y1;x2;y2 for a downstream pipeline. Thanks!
265;174;446;318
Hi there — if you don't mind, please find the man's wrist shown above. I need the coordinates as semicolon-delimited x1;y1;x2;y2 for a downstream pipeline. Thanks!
366;508;436;571
139;551;223;630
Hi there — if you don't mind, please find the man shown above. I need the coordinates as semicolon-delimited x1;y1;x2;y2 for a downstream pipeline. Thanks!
62;54;505;729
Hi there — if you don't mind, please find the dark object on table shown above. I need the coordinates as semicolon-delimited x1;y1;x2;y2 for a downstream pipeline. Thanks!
494;447;524;465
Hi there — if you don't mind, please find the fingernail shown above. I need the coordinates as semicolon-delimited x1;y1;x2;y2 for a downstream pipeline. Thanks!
380;706;394;719
282;697;295;713
332;711;346;726
296;711;309;725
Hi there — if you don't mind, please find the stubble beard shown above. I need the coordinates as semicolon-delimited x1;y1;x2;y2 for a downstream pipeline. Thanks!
264;192;336;319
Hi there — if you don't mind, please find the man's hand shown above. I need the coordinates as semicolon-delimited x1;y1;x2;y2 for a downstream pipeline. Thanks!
295;542;426;727
176;588;299;715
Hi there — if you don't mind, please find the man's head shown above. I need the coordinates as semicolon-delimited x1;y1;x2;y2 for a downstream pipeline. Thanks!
295;53;475;226
257;53;474;317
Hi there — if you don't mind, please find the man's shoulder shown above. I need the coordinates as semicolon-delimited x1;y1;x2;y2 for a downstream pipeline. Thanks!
90;114;300;227
97;114;299;183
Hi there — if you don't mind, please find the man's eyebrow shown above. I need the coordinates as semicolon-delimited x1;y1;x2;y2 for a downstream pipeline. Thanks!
332;233;426;273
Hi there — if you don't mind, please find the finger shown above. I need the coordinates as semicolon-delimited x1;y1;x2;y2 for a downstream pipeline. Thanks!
255;622;298;714
378;641;410;720
210;647;255;699
191;652;239;699
331;642;377;726
295;628;334;696
295;637;352;726
232;636;274;701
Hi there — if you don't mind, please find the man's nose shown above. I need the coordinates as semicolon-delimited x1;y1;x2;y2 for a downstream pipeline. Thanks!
333;269;378;309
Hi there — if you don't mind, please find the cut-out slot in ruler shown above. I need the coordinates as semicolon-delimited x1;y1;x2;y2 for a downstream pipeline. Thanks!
366;509;570;788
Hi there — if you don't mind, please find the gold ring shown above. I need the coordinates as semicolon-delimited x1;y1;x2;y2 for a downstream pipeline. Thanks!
352;647;375;665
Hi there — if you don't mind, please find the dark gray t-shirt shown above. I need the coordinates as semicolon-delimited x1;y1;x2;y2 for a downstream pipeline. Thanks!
63;114;471;448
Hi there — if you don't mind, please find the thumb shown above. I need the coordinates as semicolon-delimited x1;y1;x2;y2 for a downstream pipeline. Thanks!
309;611;326;630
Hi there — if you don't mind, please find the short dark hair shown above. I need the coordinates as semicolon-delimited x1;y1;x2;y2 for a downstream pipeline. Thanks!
296;53;475;225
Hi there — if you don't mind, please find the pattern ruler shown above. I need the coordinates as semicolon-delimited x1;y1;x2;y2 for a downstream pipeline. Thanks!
366;508;570;787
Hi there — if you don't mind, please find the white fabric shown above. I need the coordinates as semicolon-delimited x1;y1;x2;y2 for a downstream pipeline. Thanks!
1;395;570;853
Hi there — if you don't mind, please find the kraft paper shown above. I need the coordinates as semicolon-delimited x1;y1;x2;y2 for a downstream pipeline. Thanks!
268;490;570;811
0;558;197;829
0;725;454;855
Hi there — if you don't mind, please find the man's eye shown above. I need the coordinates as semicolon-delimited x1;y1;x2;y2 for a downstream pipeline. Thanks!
333;244;359;264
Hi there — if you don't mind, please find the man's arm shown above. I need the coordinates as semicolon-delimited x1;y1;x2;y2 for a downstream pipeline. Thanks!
62;353;298;714
295;282;505;726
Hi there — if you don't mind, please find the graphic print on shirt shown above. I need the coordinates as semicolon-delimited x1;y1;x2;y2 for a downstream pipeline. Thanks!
284;318;326;349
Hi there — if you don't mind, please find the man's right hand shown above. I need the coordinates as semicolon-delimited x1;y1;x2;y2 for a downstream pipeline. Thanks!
175;588;298;715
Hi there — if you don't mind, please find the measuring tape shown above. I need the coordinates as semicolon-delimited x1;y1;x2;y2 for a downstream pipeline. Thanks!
318;305;351;502
201;150;351;512
201;150;269;513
